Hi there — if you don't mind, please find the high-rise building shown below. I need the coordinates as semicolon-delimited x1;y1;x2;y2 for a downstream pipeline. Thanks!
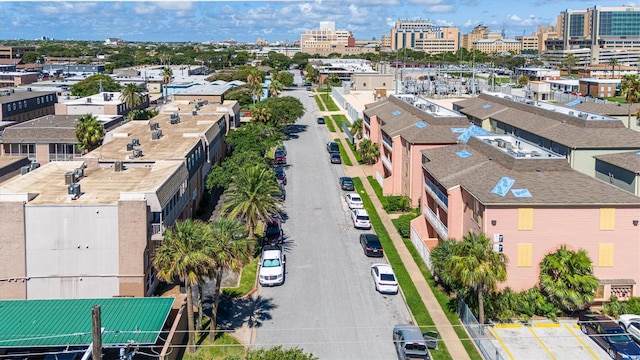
300;21;376;55
389;19;459;53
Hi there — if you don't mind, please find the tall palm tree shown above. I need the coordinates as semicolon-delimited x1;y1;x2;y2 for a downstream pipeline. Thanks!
609;58;618;79
205;217;252;341
620;74;640;128
153;219;210;354
358;139;379;165
161;66;173;102
247;69;264;104
268;79;283;98
75;114;105;153
252;105;272;124
222;164;282;239
120;83;144;119
350;118;363;140
444;231;507;325
538;245;598;313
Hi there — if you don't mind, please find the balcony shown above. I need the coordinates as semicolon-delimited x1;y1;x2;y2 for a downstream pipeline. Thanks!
424;177;448;210
151;223;164;241
364;117;370;127
364;132;370;140
382;134;393;151
424;206;448;240
381;153;392;171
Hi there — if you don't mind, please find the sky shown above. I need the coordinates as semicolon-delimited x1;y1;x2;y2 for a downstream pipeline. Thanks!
0;0;637;44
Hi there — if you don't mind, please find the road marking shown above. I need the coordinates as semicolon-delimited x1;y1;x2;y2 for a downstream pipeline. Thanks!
490;327;515;360
564;324;599;359
527;326;556;359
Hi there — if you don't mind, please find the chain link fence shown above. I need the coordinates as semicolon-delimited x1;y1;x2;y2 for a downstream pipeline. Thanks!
457;299;504;360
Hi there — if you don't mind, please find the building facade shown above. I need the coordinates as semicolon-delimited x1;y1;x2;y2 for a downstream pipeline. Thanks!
389;19;459;53
0;90;57;129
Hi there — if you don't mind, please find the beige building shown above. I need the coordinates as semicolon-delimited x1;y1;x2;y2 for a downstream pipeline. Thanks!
300;21;376;55
461;25;499;50
389;19;458;53
516;35;538;53
55;91;149;118
473;38;522;54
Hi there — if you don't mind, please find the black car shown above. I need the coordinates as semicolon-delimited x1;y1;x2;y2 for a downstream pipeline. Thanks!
330;152;342;164
274;167;287;185
327;141;339;153
273;184;286;201
339;176;355;191
578;313;640;359
263;218;283;246
317;117;325;124
360;233;383;257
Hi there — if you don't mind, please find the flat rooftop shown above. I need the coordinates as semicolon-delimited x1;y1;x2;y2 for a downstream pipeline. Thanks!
484;92;614;121
58;91;125;105
475;135;563;159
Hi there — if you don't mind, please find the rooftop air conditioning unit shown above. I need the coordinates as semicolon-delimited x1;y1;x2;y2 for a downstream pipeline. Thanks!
67;183;81;200
73;167;84;179
86;97;92;103
126;143;134;151
132;138;140;146
191;110;197;116
114;160;124;172
132;149;143;158
20;166;30;175
103;93;109;101
171;115;181;124
149;122;159;131
64;171;76;185
429;104;437;112
30;162;40;170
151;129;162;140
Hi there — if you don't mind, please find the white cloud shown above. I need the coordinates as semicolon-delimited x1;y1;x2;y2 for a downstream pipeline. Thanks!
134;4;157;15
427;5;454;13
155;1;194;11
37;2;98;15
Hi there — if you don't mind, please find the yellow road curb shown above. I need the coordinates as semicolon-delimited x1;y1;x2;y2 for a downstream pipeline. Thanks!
490;327;514;360
495;323;522;328
533;323;561;328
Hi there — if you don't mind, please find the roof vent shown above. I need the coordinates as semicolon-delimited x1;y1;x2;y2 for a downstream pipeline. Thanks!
67;183;81;200
86;97;92;104
126;143;134;151
132;138;140;146
132;149;143;158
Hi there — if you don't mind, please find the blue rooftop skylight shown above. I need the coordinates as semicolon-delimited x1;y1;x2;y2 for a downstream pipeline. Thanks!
482;104;491;109
392;110;401;116
415;121;427;129
456;150;472;158
451;128;466;133
565;99;582;107
491;176;515;197
636;152;640;156
457;125;492;143
511;188;532;198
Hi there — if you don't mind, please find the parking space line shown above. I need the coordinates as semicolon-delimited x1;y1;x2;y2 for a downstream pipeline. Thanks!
527;326;556;359
563;324;599;359
490;327;515;360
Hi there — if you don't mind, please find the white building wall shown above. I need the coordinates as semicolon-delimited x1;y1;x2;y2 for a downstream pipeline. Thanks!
65;105;107;115
25;204;120;299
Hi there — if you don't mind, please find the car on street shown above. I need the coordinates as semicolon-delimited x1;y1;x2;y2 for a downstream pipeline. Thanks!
263;218;284;246
308;91;313;96
259;244;286;286
277;145;287;156
273;184;286;201
360;233;383;257
339;176;354;191
330;152;342;164
274;149;287;165
619;314;640;343
351;209;371;229
393;325;439;360
274;167;287;185
370;263;398;294
578;313;640;359
327;141;339;153
317;117;325;124
345;193;364;209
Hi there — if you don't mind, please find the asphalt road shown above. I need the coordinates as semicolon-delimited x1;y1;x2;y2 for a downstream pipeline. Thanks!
253;88;413;359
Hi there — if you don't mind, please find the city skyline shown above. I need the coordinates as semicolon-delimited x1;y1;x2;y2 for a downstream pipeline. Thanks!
0;1;636;44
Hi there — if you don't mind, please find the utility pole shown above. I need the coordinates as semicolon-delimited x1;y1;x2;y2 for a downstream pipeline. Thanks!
92;305;103;360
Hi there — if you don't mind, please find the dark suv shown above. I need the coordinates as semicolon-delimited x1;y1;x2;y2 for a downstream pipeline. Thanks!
578;313;640;359
263;218;283;246
327;141;339;153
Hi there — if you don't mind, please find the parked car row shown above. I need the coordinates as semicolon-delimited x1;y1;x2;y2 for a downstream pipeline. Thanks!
327;141;341;164
578;312;640;359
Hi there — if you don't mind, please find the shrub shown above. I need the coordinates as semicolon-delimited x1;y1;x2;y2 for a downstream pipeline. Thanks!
384;195;411;212
394;212;418;238
601;296;640;318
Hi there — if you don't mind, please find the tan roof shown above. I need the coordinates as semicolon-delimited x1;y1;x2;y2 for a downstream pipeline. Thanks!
558;101;640;117
421;137;640;205
0;155;29;168
595;151;640;174
0;160;187;206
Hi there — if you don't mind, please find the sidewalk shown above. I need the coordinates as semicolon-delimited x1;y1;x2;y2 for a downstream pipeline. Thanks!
335;129;472;360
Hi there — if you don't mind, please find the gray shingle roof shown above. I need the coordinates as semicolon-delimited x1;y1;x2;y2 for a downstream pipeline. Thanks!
1;115;78;143
421;137;640;205
559;101;640;116
595;151;640;174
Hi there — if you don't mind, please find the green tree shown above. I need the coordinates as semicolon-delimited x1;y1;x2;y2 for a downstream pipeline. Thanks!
429;239;460;292
620;74;640;128
258;96;304;127
70;74;121;97
444;231;507;325
517;74;529;88
120;83;145;119
268;79;283;98
562;54;578;75
538;245;598;313
206;217;252;341
252;104;272;124
153;219;210;354
350;118;363;139
304;63;319;84
609;58;618;79
273;70;294;87
247;68;264;104
261;51;293;71
206;151;264;191
357;139;379;165
75;114;105;153
222;164;282;239
162;66;173;101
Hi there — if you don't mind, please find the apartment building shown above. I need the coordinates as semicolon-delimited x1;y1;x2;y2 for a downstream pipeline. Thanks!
0;90;57;129
0;46;36;60
410;134;640;298
0;105;228;300
453;93;640;177
362;94;471;206
55;91;149;118
556;99;640;131
389;19;459;53
473;38;522;54
0;72;39;88
594;151;640;196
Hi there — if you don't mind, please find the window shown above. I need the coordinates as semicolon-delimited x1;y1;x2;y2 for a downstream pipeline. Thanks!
518;208;534;230
598;243;614;267
600;208;615;230
516;243;533;267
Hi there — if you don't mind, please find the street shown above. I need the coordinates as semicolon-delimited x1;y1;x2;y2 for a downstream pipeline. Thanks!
253;88;413;359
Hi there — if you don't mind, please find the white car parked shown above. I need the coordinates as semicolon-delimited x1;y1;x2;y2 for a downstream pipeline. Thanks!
371;264;398;294
259;245;286;286
351;209;371;229
619;314;640;342
345;193;364;209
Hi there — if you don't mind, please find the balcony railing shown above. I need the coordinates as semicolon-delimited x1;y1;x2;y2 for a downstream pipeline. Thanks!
364;117;370;126
424;177;448;210
424;206;448;240
381;153;392;171
382;135;393;151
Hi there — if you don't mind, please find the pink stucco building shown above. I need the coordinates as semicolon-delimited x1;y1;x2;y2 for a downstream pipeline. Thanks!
410;134;640;301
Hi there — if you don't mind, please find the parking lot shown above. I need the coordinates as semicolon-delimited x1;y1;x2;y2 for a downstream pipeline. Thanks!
491;321;609;360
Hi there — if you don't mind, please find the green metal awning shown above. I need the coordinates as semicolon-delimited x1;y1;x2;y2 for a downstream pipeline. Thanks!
0;297;175;348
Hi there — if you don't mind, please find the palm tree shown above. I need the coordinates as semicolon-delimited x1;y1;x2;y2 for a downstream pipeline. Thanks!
268;79;283;98
247;69;264;104
205;217;252;341
252;105;272;124
358;139;379;165
222;164;282;239
153;219;210;354
444;231;507;325
350;118;363;140
620;74;640;128
120;83;144;119
75;114;105;153
538;245;598;313
609;58;618;79
161;66;173;102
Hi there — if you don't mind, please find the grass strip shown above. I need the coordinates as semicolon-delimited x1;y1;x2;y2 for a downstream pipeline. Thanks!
334;138;353;166
332;114;348;133
186;332;245;359
323;96;339;111
366;176;388;209
222;257;259;298
352;177;452;360
314;95;326;111
325;116;336;132
349;142;363;164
